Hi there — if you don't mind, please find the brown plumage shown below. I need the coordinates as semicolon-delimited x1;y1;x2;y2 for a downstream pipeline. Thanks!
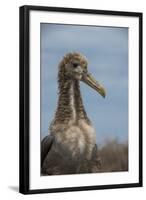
41;52;106;175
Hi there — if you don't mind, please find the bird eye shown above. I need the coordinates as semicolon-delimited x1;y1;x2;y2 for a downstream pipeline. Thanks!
72;63;78;68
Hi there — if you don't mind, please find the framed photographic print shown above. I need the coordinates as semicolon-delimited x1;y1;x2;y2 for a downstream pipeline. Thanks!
19;5;143;194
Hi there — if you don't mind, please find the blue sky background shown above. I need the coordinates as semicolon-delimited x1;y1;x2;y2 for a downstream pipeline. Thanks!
40;23;128;145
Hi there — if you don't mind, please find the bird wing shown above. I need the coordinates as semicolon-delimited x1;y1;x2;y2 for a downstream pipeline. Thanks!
41;134;81;175
41;135;54;166
91;144;102;169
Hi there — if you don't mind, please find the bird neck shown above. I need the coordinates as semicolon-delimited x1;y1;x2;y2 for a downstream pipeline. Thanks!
52;75;90;126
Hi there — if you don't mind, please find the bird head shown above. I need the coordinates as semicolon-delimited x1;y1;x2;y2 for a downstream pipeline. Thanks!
59;52;106;98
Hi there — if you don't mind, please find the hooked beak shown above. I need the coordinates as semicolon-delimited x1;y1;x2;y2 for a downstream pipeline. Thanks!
81;73;106;98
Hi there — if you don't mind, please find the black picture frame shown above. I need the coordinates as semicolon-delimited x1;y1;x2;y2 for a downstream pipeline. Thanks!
19;5;143;194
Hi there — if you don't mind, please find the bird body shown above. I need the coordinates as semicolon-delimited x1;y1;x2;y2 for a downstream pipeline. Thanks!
41;52;105;175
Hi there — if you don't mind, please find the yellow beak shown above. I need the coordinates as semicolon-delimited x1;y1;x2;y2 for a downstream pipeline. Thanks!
82;73;106;98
